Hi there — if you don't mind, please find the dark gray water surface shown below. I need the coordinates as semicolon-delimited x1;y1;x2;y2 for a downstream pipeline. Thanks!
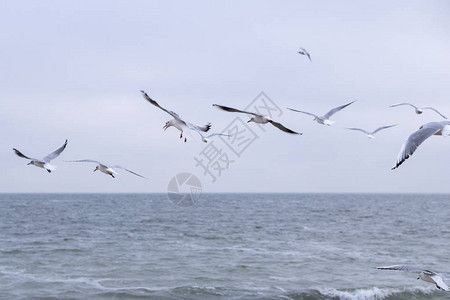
0;193;449;299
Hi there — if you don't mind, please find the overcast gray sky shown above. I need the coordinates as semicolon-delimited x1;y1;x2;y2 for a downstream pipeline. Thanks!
1;0;450;193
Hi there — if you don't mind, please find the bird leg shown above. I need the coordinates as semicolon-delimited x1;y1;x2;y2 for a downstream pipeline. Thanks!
110;174;115;178
184;137;187;142
180;132;183;139
46;169;51;173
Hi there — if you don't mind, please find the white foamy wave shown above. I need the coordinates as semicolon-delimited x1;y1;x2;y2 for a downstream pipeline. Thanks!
317;286;435;300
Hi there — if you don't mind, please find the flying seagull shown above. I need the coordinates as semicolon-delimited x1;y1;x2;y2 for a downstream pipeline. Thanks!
298;47;311;62
65;159;147;179
346;124;398;139
13;139;68;173
377;265;450;291
392;121;450;170
140;90;211;142
390;103;447;119
213;104;301;135
287;100;356;126
196;131;231;143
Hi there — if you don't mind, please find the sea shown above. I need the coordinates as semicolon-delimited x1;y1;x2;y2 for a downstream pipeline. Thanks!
0;193;449;300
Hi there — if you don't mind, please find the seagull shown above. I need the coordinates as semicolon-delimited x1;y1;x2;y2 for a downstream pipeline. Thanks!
345;124;398;139
213;104;301;135
377;265;450;291
13;139;68;173
287;100;356;126
196;131;231;143
140;90;211;142
392;121;450;170
298;47;311;61
390;103;447;119
64;159;147;179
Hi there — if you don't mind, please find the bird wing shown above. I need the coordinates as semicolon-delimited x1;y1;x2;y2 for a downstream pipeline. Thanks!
185;121;212;133
389;103;418;109
42;139;68;163
111;165;148;179
372;124;398;134
206;133;231;138
286;108;319;119
423;107;447;119
346;127;370;135
377;265;435;275
431;275;450;291
64;159;107;168
268;121;301;135
392;123;444;170
323;101;356;119
304;50;311;61
13;148;39;161
140;90;184;122
213;104;260;116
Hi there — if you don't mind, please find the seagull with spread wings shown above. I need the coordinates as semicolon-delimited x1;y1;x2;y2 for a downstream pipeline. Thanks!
392;121;450;170
213;104;301;135
13;139;68;173
65;159;147;179
297;47;311;62
390;103;447;119
287;100;356;126
140;90;211;142
377;265;450;291
345;124;397;139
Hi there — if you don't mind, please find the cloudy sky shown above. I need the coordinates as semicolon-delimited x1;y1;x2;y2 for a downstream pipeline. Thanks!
1;0;450;193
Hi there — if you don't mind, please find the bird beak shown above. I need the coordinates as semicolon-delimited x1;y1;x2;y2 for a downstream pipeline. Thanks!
163;124;168;130
247;120;250;123
93;169;96;172
27;162;32;165
417;277;420;280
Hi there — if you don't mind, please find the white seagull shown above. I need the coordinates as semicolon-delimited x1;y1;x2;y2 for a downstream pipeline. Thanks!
346;124;398;139
298;47;311;62
196;131;231;143
390;103;447;119
377;265;450;291
213;104;301;135
287;100;356;126
140;90;211;142
65;159;147;179
392;121;450;170
13;139;68;173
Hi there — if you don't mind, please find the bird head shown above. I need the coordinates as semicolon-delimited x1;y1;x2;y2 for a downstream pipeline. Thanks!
93;166;99;172
27;162;32;165
247;117;254;123
163;121;172;131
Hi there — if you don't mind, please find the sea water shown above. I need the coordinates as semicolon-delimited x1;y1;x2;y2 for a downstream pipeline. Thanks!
0;193;449;299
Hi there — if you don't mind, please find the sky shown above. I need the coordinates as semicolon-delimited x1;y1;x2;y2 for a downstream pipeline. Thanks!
1;0;450;193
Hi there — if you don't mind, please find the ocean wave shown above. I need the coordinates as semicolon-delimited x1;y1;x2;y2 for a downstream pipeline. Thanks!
295;286;437;300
